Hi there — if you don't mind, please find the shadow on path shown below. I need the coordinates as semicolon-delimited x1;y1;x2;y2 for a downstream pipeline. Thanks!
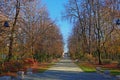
25;57;117;80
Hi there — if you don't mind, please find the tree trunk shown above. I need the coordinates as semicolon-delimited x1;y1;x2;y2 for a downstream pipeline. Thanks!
7;0;20;61
97;48;102;65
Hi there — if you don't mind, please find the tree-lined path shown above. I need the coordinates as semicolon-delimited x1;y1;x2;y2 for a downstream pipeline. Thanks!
0;0;120;80
24;57;116;80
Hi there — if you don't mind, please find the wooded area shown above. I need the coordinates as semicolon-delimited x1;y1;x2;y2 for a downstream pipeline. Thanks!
0;0;63;74
63;0;120;65
0;0;120;77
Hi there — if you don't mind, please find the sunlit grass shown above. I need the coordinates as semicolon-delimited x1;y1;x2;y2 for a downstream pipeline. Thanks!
37;63;54;73
102;68;120;75
76;62;120;75
77;63;96;72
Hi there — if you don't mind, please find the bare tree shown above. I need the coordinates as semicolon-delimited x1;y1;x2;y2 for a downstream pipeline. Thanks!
65;0;120;64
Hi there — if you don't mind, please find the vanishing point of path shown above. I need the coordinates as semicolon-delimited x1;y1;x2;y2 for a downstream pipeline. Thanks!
25;57;117;80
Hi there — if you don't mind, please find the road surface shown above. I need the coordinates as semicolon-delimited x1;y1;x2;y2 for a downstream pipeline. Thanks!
24;57;117;80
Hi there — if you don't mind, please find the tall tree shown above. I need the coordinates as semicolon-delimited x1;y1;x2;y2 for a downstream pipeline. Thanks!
64;0;120;64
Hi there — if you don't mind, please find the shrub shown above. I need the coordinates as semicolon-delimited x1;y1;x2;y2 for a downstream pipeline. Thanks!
24;58;35;67
86;54;96;63
117;60;120;68
3;60;25;72
0;61;3;74
102;59;111;64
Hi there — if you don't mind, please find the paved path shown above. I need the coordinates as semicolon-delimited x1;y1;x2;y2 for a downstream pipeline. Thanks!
24;57;117;80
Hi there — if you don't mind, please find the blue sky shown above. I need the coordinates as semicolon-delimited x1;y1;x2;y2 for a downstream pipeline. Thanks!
42;0;72;52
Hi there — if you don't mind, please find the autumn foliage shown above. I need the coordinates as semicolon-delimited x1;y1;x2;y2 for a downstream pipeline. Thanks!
0;0;63;74
64;0;120;65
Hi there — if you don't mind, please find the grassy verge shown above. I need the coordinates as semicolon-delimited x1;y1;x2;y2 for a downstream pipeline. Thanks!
36;59;59;73
37;63;54;73
76;62;120;75
76;63;96;72
102;68;120;75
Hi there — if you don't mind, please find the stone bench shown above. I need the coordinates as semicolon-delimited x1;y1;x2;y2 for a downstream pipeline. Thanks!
17;71;24;80
116;75;120;80
103;70;111;78
96;67;102;73
26;68;33;75
96;67;111;78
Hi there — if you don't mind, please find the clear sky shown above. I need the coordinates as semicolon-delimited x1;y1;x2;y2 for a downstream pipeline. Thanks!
42;0;72;53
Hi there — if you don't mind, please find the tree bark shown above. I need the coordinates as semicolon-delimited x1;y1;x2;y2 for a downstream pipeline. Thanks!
7;0;20;61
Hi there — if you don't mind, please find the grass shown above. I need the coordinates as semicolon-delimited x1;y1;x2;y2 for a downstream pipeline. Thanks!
37;63;54;73
102;68;120;75
35;59;59;73
77;63;96;72
76;62;120;75
31;58;60;73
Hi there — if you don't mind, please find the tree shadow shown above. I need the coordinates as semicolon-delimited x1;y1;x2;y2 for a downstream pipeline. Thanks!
25;70;117;80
